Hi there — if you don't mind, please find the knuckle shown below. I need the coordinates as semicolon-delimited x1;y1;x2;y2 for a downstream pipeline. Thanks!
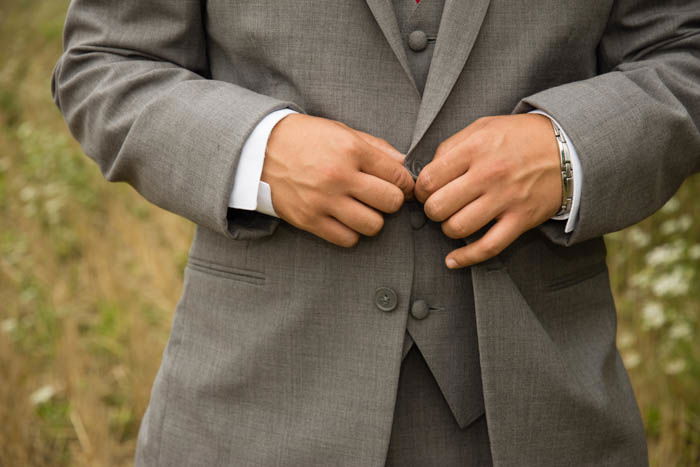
341;232;360;248
333;120;350;130
305;192;326;212
365;215;385;236
443;218;466;239
468;130;491;151
376;137;391;148
318;165;347;185
475;116;494;126
511;188;528;205
424;197;444;221
435;156;453;173
388;165;407;188
386;188;404;212
434;141;450;159
488;163;508;181
297;210;317;229
418;170;436;194
339;134;362;157
480;238;502;258
479;162;507;185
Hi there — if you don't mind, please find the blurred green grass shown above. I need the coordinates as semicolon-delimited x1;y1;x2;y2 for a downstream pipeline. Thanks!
0;1;698;465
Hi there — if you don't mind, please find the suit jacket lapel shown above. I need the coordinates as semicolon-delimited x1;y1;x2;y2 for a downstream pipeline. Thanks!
407;0;492;155
364;0;420;95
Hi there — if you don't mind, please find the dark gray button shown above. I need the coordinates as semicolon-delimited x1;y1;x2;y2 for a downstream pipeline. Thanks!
410;159;425;177
408;30;428;52
374;287;398;312
410;300;430;320
410;209;427;230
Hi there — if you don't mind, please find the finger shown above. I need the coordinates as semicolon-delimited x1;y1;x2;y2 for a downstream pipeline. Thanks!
414;141;472;203
414;118;492;203
440;194;504;239
327;197;385;237
312;216;361;248
357;146;415;198
348;172;405;213
423;171;482;222
352;129;406;163
445;215;521;268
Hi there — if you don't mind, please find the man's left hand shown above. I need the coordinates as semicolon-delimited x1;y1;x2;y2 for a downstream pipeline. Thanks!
414;114;563;269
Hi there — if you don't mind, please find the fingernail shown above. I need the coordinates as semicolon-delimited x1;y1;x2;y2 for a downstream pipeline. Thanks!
446;258;458;269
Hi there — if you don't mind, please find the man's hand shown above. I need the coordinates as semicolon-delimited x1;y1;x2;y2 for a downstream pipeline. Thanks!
414;114;563;269
262;113;414;247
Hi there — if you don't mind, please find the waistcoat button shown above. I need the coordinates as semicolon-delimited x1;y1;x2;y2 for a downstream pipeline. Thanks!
410;300;430;320
408;30;428;52
410;209;427;230
374;287;398;312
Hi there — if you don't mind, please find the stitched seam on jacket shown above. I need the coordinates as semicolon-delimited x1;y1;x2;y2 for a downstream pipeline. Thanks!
187;257;266;285
546;262;607;290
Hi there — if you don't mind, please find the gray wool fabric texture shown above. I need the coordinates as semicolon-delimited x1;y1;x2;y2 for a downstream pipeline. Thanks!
51;0;700;465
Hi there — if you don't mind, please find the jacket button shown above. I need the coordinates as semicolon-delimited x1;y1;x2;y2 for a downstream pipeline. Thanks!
374;287;398;312
408;30;428;52
410;300;430;320
410;209;427;230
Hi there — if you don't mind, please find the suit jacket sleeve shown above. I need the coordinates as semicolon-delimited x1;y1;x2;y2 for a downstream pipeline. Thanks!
513;0;700;247
51;0;305;239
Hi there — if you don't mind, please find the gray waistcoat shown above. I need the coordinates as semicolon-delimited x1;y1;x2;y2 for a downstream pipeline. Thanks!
393;0;484;429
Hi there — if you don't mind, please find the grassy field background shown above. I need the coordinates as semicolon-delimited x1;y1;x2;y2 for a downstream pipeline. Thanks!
1;1;698;465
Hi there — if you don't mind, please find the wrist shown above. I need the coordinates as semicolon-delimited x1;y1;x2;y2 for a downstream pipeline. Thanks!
261;112;303;185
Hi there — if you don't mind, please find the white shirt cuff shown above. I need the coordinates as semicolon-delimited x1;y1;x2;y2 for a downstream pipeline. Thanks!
529;110;582;234
228;108;299;218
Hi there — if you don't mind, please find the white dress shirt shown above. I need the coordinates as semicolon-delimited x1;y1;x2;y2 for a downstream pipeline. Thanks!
229;108;582;233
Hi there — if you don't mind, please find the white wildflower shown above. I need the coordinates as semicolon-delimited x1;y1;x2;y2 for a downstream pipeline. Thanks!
660;219;679;235
664;359;686;375
19;186;38;202
689;244;700;260
677;215;692;232
30;385;57;406
645;244;684;267
627;228;651;248
659;217;692;235
1;318;17;334
642;302;666;329
661;197;680;213
43;183;63;197
669;322;692;340
17;122;33;140
617;331;635;349
623;351;641;369
651;269;690;297
45;198;64;224
629;271;651;288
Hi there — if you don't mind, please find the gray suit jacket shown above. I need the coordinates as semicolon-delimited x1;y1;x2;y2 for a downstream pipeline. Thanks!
52;0;700;465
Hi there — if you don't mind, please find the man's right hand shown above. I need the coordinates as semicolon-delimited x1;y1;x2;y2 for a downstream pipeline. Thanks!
262;113;414;247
